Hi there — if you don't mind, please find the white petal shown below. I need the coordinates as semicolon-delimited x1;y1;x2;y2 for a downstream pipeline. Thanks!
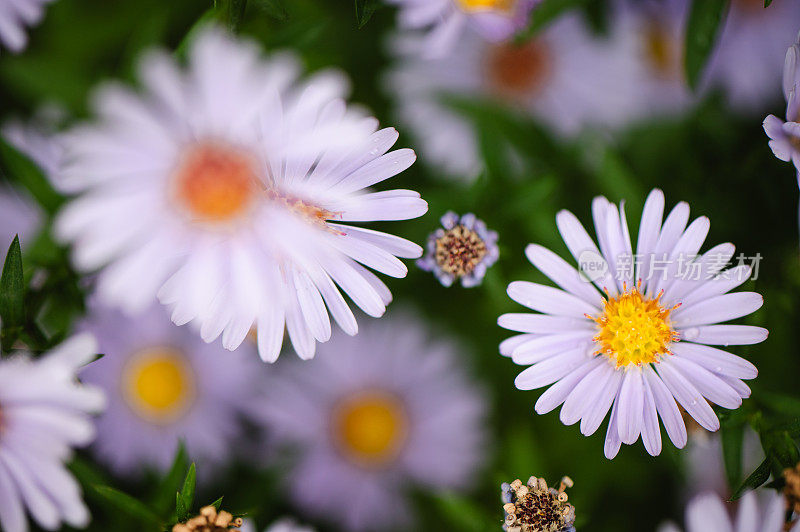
507;281;597;318
656;359;719;432
671;342;758;380
673;292;763;327
524;244;603;307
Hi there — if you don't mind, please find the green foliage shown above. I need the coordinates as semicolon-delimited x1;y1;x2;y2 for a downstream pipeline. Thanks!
684;0;729;90
0;236;24;353
354;0;380;28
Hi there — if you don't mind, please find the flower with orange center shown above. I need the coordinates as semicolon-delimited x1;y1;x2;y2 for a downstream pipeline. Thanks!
332;391;408;467
55;28;426;362
172;143;259;223
591;285;680;368
487;39;552;99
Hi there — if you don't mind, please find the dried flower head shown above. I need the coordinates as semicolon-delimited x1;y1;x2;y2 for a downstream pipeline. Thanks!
501;476;576;532
173;506;243;532
417;212;499;287
784;462;800;516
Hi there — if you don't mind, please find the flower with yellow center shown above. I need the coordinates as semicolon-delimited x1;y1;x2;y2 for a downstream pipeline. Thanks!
591;285;680;368
332;391;408;467
257;317;487;531
456;0;514;13
122;347;195;424
500;189;766;459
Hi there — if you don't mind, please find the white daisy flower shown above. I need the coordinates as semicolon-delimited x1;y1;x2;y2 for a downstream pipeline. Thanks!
254;314;487;531
0;0;54;52
78;301;263;476
707;0;800;111
2;105;66;182
384;13;638;179
384;0;542;58
0;334;105;532
54;27;427;362
659;490;800;532
498;189;767;458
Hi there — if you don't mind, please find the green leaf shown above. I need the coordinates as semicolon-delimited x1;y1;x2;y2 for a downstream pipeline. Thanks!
684;0;729;90
92;485;162;528
0;139;63;215
152;442;189;514
251;0;288;21
354;0;379;28
764;0;773;6
721;418;745;491
180;463;197;514
731;458;771;500
175;492;187;522
0;236;24;353
209;496;224;511
518;0;589;40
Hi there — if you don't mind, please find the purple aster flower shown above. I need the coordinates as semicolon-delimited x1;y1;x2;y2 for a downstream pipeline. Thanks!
660;490;800;532
78;300;263;477
385;0;543;58
499;189;767;459
417;211;499;287
0;0;55;52
764;34;800;178
253;314;487;531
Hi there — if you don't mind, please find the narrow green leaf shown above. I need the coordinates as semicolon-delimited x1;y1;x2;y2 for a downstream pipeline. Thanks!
152;442;189;514
180;463;196;513
210;496;224;511
0;138;63;214
354;0;379;28
92;485;162;527
175;492;187;522
0;236;24;352
721;419;745;491
684;0;729;90
730;458;771;500
764;0;773;6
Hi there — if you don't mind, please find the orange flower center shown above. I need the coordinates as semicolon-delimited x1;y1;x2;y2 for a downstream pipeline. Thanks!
173;142;259;222
487;39;552;98
122;347;196;424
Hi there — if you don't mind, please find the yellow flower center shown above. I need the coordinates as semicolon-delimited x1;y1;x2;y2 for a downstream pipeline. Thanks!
172;142;259;222
457;0;515;12
122;347;195;424
591;286;679;368
332;391;408;467
487;39;552;98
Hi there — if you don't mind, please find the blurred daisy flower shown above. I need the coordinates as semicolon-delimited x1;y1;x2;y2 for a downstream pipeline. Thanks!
254;315;487;531
2;105;66;181
0;334;105;532
79;301;262;476
707;0;800;112
658;491;800;532
0;185;40;250
499;189;766;458
0;0;55;52
384;0;542;58
385;13;637;179
611;0;695;120
54;27;426;362
417;211;498;287
764;33;800;179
